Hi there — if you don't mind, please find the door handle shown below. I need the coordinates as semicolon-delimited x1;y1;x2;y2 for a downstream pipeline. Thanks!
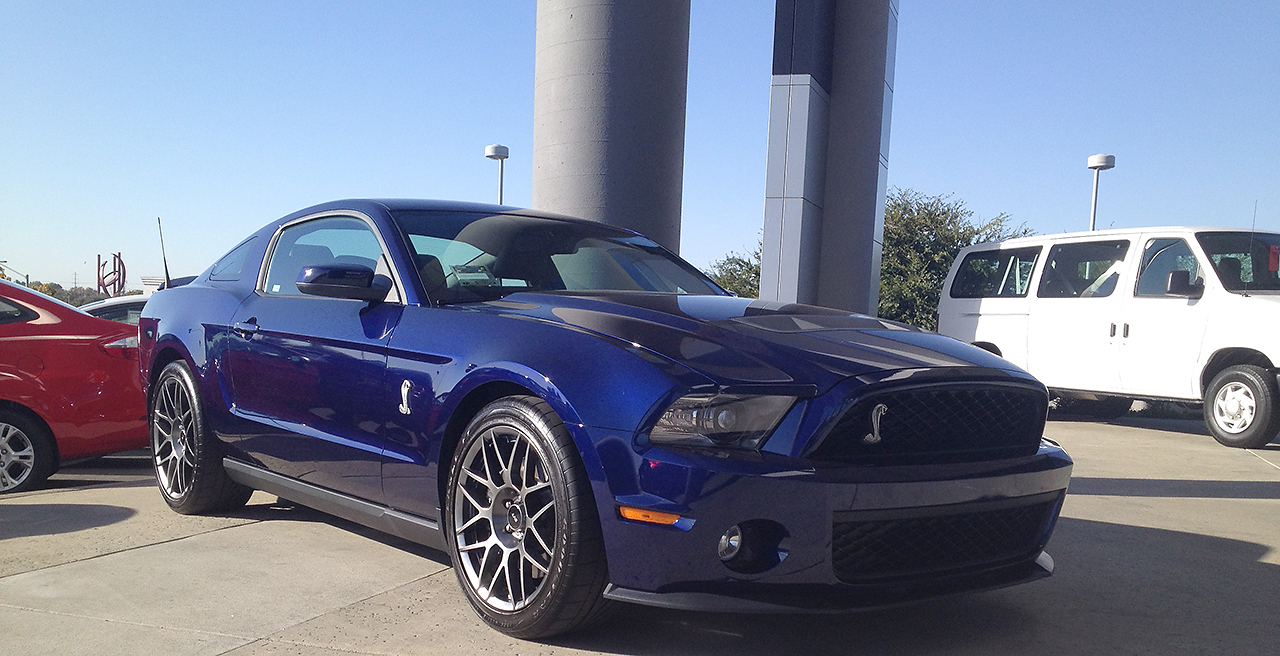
1123;323;1130;338
1110;323;1116;337
233;320;259;337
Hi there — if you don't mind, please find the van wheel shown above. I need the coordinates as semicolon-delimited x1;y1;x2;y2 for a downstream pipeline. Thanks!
1204;365;1280;449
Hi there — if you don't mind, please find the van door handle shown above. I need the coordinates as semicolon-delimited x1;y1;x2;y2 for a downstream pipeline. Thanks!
1110;323;1116;337
1123;323;1130;338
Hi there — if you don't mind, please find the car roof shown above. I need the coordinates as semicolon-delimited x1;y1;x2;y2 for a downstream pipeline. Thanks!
0;279;89;315
79;294;151;311
965;226;1280;251
284;199;599;227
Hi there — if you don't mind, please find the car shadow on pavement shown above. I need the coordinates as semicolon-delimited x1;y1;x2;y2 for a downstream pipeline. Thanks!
0;503;136;540
222;498;453;567
550;517;1280;656
1112;417;1211;437
1068;476;1280;499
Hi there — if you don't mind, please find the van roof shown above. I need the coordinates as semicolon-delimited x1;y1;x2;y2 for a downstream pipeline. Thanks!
965;226;1280;251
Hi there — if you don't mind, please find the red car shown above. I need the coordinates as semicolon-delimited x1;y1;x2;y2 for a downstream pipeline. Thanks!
0;280;148;492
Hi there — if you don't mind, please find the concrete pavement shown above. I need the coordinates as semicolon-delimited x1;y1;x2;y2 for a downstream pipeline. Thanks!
2;417;1278;655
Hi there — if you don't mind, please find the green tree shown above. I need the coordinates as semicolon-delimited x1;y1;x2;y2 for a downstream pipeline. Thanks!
705;241;761;298
26;281;107;306
878;188;1032;330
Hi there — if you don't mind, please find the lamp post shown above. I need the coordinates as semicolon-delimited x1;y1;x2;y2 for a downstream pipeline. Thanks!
1087;153;1116;231
0;260;30;286
485;144;509;205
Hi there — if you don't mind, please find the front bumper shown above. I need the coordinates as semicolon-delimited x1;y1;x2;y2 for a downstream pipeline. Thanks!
593;436;1072;612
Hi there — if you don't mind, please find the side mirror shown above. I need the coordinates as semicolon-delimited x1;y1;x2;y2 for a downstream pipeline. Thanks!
296;265;390;302
1165;270;1204;299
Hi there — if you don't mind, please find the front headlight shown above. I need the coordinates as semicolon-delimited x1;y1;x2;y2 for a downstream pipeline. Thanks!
649;394;795;450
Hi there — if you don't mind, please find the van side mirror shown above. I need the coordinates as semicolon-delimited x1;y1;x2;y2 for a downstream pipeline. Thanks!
1165;270;1204;299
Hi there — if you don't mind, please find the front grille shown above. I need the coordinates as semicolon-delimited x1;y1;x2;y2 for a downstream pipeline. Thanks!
831;493;1060;584
807;385;1046;466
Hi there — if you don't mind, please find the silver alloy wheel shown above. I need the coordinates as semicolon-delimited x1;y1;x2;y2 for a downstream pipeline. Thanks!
452;424;558;612
152;375;197;499
0;422;35;491
1212;381;1256;434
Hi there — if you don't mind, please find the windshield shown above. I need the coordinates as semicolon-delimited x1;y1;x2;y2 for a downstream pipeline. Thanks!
1196;231;1280;292
392;211;728;303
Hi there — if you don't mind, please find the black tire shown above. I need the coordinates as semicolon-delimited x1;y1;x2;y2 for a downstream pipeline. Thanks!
150;361;253;514
0;409;56;494
445;395;614;638
1204;365;1280;449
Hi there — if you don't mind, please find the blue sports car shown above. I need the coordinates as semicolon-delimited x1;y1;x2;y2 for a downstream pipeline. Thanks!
138;199;1072;638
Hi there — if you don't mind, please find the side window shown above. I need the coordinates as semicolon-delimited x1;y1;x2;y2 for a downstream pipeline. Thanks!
950;247;1041;298
263;217;389;296
0;298;36;325
209;237;258;282
1037;240;1130;299
1135;238;1201;296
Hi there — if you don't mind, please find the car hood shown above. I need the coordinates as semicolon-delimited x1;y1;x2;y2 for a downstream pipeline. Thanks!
463;292;1023;394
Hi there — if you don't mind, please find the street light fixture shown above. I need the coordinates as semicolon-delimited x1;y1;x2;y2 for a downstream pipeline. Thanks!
1087;153;1115;231
485;144;510;205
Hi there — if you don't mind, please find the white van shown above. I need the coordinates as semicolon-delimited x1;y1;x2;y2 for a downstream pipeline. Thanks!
938;227;1280;448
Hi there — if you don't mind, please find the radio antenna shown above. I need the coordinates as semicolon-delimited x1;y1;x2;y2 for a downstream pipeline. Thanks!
157;216;172;288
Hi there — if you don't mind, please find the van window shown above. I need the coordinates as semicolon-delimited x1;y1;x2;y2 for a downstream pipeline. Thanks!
950;247;1041;298
1037;240;1129;298
1196;231;1280;292
1136;239;1201;296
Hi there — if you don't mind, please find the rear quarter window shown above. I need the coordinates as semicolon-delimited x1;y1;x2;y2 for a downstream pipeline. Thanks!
209;237;259;282
0;298;36;325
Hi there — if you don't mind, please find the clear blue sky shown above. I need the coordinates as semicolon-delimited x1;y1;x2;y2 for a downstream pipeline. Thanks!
2;1;1276;290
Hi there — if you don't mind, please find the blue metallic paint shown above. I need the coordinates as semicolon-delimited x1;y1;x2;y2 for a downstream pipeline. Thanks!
138;199;1072;613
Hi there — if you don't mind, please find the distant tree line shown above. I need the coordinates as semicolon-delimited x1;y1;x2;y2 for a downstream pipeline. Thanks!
703;187;1032;330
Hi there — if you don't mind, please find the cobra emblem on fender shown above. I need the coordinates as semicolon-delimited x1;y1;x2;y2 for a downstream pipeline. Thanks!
398;379;412;415
863;403;888;444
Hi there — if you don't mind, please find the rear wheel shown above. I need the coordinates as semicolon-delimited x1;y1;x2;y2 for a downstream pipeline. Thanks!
445;396;614;638
1204;365;1280;449
151;361;252;513
0;410;55;494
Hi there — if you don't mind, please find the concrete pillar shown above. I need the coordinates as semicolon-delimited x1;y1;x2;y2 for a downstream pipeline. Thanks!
532;0;691;253
761;0;897;313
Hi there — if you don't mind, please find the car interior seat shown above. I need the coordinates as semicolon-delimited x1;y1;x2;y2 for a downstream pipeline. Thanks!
1216;257;1244;290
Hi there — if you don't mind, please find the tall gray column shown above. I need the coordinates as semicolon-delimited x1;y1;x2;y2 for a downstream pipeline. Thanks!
532;0;691;253
761;0;897;313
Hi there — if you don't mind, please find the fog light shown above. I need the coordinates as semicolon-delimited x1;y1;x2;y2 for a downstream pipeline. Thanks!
718;525;743;561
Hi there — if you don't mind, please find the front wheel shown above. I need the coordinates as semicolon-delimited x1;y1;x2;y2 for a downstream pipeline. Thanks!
445;396;614;638
0;410;56;493
150;361;253;513
1204;365;1280;449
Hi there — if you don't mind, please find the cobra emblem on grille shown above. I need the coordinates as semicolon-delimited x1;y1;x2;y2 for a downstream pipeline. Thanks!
863;403;888;444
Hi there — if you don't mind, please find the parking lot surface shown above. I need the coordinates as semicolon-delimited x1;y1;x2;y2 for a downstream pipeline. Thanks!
3;417;1278;656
